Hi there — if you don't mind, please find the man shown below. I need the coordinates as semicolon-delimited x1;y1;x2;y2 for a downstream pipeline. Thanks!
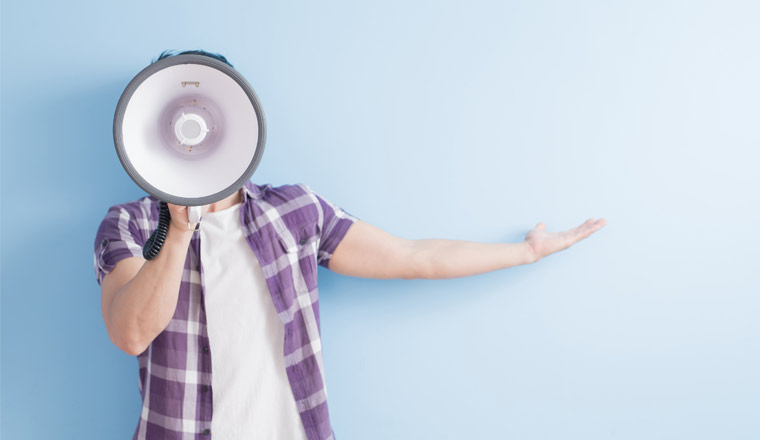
93;50;607;440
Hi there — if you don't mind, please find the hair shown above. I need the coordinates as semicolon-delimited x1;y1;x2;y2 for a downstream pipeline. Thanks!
151;49;233;68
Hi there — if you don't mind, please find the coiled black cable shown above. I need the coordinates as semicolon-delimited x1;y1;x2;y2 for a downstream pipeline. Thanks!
143;201;201;260
143;201;171;260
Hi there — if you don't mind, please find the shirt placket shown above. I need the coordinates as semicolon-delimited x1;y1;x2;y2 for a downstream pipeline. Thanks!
192;232;214;436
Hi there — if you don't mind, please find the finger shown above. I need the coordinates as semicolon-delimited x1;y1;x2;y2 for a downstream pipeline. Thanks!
569;224;594;240
581;218;606;231
583;219;605;234
166;203;191;226
577;219;606;238
572;220;593;235
563;219;603;245
167;203;186;212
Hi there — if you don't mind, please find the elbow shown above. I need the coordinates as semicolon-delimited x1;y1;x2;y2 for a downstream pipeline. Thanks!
109;330;148;356
122;340;148;357
103;303;153;356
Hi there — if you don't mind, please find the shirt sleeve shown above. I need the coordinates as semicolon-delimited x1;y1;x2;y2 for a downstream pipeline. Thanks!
93;204;147;286
299;184;361;269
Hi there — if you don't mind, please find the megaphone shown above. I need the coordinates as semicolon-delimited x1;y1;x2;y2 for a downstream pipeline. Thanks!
113;53;266;258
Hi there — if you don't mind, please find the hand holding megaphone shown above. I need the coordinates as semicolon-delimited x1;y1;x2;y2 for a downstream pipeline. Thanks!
167;204;211;232
143;202;212;259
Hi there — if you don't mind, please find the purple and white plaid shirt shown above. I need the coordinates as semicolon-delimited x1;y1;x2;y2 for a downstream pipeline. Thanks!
93;180;359;440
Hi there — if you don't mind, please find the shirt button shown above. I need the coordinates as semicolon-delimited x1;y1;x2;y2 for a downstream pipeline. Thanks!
202;428;211;435
299;238;306;245
202;385;209;392
203;346;209;352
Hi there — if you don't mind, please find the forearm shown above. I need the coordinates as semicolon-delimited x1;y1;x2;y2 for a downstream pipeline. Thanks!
109;225;193;355
413;239;535;280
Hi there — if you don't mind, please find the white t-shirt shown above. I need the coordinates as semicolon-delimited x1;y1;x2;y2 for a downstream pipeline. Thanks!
199;201;308;439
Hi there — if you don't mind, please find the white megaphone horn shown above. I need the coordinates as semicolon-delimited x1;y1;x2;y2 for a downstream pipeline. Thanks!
113;53;266;258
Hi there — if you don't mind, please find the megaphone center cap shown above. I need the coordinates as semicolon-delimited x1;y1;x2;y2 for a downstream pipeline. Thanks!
175;112;209;145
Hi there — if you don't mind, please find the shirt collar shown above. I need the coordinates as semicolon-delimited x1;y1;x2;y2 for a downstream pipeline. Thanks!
241;180;268;202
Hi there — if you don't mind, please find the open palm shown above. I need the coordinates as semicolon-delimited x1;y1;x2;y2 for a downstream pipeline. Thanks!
525;218;607;262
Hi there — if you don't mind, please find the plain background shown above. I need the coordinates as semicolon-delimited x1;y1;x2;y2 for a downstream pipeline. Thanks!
2;0;759;439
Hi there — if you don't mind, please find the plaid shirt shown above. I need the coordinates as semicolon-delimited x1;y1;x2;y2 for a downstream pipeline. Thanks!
93;180;359;440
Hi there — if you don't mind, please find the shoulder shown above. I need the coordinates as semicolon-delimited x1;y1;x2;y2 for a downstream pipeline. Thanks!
252;181;313;201
102;195;158;220
252;181;320;208
96;194;159;242
250;181;323;225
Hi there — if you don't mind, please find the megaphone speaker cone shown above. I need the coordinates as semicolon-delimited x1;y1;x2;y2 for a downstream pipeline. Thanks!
113;53;266;207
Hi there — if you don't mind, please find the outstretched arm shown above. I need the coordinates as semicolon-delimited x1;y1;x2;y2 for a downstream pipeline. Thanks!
328;218;607;280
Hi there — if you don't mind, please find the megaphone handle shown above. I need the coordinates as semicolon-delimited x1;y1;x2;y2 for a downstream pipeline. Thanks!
188;206;203;225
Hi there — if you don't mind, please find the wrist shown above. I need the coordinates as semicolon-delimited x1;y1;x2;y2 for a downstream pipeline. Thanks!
523;241;539;264
167;222;195;244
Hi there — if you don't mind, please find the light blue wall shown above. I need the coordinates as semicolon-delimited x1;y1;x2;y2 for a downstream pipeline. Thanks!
2;1;759;438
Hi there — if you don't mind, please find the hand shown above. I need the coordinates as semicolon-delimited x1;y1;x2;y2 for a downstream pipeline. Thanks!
524;218;607;263
166;203;211;233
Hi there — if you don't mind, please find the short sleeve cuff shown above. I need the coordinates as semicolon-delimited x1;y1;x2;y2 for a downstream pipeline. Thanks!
317;212;359;269
93;206;146;286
